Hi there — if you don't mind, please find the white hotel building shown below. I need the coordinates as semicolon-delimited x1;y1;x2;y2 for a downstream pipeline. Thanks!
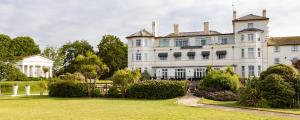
126;10;300;80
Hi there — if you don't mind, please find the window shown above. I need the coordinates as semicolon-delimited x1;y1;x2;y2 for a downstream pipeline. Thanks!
162;69;168;79
175;69;186;79
203;55;209;60
241;34;244;41
175;56;181;61
258;65;261;76
274;58;280;64
188;56;195;60
196;37;210;46
217;54;226;59
248;48;255;58
175;38;189;47
159;39;170;47
248;34;254;41
241;66;245;78
274;46;280;52
292;45;298;52
221;38;228;44
143;39;148;46
248;23;254;28
159;56;167;61
136;53;141;61
194;68;206;79
257;48;261;57
241;48;245;58
248;65;255;77
136;39;141;47
201;39;206;46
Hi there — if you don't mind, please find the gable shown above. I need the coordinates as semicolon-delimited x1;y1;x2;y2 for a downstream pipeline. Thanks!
22;55;54;63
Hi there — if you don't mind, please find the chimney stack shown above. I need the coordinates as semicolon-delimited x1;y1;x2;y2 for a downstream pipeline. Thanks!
152;21;158;37
204;22;209;34
233;10;237;20
262;9;267;17
174;24;179;34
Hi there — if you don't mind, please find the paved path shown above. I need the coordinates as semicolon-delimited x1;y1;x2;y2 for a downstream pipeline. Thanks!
177;94;300;119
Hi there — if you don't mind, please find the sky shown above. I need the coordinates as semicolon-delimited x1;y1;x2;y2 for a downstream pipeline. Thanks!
0;0;300;50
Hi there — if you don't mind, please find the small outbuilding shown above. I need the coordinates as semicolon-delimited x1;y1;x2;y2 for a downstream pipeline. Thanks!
15;55;54;78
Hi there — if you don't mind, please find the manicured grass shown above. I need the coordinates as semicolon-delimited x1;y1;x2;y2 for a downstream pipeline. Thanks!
0;81;47;95
0;96;291;120
199;98;300;115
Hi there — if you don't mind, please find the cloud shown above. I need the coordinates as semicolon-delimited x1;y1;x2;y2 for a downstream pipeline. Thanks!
0;0;300;49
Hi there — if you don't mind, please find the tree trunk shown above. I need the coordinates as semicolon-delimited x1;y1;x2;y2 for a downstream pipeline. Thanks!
84;77;90;97
0;82;2;96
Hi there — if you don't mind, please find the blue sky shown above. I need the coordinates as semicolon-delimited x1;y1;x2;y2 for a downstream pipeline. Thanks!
0;0;300;49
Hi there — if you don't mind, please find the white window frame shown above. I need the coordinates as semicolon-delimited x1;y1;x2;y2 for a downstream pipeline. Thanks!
136;39;141;47
257;48;261;57
248;34;254;41
159;39;170;47
274;46;280;52
136;53;141;61
248;65;255;77
248;23;254;28
291;45;298;52
274;58;280;64
241;48;245;58
248;48;255;58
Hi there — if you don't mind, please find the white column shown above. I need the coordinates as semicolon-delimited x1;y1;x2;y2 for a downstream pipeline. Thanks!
27;65;30;77
49;67;53;78
22;65;25;74
32;65;36;77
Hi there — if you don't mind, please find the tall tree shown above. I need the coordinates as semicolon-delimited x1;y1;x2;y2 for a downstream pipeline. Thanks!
97;35;128;78
10;36;41;61
75;51;108;97
41;46;65;76
60;40;94;74
0;34;12;61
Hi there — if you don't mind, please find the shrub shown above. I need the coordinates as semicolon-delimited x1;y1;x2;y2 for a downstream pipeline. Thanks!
48;80;87;97
128;80;188;99
140;70;151;81
0;62;28;81
239;77;264;107
195;90;238;101
91;89;102;97
107;86;121;97
259;74;295;108
200;70;240;92
112;69;140;96
260;64;298;82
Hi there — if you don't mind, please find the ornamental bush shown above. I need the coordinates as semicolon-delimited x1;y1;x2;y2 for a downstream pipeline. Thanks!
260;64;298;82
127;80;188;99
195;90;238;101
48;80;87;97
200;70;240;92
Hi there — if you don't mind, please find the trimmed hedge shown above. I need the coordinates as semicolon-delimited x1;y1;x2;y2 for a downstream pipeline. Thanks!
0;81;44;94
128;80;188;99
48;81;87;97
195;90;238;101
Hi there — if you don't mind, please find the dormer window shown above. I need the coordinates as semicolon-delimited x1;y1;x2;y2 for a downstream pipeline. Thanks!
248;23;254;28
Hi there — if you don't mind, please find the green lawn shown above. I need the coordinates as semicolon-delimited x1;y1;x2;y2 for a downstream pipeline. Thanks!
199;98;300;115
0;96;292;120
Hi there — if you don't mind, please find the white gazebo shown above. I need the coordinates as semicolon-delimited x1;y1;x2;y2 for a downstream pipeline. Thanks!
15;55;54;78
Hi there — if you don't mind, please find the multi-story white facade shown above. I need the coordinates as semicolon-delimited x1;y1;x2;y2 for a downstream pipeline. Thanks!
126;10;300;80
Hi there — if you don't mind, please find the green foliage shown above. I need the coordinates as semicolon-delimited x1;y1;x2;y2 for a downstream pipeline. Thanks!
107;86;121;97
259;64;298;82
0;62;28;81
60;40;94;73
260;74;295;108
112;69;141;96
128;80;188;99
0;34;40;62
0;81;45;94
48;80;87;97
239;77;264;107
140;70;151;81
91;89;102;97
200;70;240;92
239;64;300;108
41;46;65;76
97;35;128;78
74;51;108;97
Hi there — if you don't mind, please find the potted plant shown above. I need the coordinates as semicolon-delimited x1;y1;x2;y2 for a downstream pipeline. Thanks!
25;83;30;96
13;83;18;96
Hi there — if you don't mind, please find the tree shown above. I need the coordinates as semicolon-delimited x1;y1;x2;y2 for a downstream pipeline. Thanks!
97;35;128;78
0;34;12;62
60;40;94;74
42;67;49;78
75;51;108;97
112;69;140;96
41;46;65;76
10;36;40;61
140;70;151;81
